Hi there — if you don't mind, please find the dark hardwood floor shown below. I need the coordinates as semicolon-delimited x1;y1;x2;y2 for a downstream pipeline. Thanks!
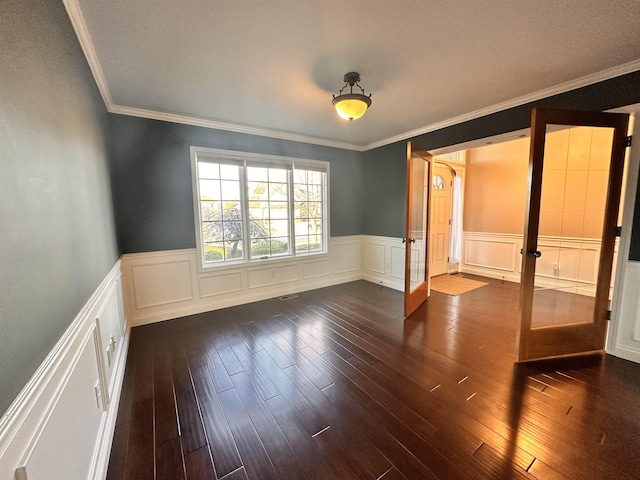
106;276;640;479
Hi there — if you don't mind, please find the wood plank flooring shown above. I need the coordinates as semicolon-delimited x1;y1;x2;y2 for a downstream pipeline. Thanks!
107;276;640;479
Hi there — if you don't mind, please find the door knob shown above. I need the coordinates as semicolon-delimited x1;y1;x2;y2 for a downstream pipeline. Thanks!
527;249;542;258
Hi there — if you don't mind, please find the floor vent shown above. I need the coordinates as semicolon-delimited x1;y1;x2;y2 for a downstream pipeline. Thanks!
279;294;298;301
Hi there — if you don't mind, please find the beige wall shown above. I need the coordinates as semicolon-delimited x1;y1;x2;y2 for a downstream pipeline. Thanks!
463;127;613;238
539;127;612;238
464;138;529;234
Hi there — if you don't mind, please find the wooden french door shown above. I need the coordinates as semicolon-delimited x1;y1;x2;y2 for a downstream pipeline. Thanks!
404;142;432;317
517;108;629;362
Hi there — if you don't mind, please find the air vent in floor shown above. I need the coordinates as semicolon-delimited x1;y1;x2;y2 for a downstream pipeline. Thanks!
279;294;299;301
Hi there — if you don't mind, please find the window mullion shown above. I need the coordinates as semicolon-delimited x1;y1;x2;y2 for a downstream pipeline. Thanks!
239;163;250;261
288;169;295;256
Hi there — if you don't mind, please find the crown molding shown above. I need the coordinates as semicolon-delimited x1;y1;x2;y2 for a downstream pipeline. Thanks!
105;59;640;153
63;0;114;109
64;0;640;153
362;58;640;151
109;105;365;151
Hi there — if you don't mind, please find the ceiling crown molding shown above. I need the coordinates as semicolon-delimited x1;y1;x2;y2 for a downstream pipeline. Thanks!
63;0;365;151
109;105;365;151
362;58;640;151
63;0;114;109
64;0;640;153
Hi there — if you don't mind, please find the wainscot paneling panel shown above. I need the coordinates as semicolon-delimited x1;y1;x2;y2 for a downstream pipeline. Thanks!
361;235;405;291
333;240;362;274
15;328;103;480
248;264;299;289
364;242;386;274
302;259;333;280
390;245;405;280
199;271;243;298
95;282;125;404
121;237;365;326
0;262;128;480
132;259;194;308
607;261;640;363
465;235;518;272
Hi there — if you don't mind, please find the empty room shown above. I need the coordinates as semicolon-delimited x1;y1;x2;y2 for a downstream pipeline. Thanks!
3;1;640;479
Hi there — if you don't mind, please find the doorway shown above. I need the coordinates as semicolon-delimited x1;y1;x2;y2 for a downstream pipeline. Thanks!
425;107;636;361
429;163;454;277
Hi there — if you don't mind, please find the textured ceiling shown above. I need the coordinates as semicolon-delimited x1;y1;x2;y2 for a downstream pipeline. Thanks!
69;0;640;149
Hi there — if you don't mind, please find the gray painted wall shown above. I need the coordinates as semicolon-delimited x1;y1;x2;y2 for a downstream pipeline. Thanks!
108;115;364;253
361;143;408;238
110;70;640;255
0;1;119;415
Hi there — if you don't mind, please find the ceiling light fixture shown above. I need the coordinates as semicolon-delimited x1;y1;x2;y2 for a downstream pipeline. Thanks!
332;72;372;121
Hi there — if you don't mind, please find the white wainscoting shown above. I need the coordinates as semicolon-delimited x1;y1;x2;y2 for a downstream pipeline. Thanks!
461;231;616;297
121;236;365;326
361;235;406;292
0;261;128;480
606;261;640;363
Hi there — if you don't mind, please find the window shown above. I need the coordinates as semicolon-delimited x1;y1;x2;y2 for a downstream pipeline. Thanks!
433;174;446;190
191;147;329;268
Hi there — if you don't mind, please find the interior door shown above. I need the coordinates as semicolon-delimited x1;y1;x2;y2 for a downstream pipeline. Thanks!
517;108;629;362
429;165;453;277
404;142;432;317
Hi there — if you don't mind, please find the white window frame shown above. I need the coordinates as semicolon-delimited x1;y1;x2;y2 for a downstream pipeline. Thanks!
190;146;330;271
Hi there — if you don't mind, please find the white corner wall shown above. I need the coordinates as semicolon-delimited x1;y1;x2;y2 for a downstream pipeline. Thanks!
0;262;128;480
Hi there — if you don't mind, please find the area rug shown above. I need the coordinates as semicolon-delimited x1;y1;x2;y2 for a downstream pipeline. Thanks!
430;274;488;296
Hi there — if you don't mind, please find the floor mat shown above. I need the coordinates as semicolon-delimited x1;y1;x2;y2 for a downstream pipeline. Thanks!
430;274;488;296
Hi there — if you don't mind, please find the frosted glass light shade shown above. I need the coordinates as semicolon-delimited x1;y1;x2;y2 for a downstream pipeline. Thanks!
332;94;371;121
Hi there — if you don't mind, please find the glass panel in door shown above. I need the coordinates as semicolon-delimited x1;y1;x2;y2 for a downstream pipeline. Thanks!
531;126;614;328
404;142;431;317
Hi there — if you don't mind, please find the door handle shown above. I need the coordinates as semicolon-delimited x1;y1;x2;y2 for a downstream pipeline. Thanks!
409;238;416;243
402;238;406;243
527;249;542;258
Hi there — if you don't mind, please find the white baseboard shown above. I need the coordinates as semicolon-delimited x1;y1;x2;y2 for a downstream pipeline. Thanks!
361;273;404;292
608;344;640;364
130;272;363;326
122;236;368;326
0;261;128;480
459;264;521;284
